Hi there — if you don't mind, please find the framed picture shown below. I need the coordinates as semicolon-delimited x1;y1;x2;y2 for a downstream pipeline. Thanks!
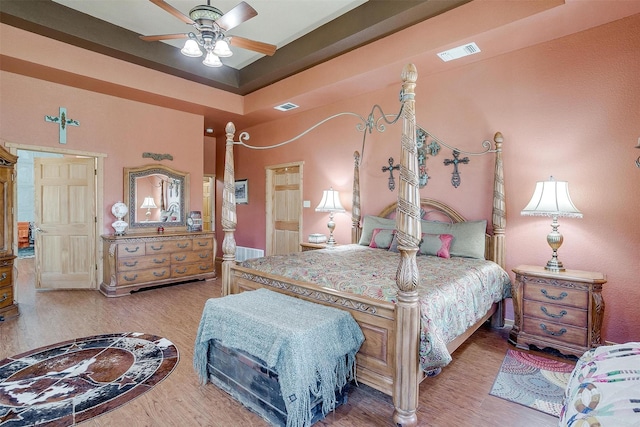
235;179;248;204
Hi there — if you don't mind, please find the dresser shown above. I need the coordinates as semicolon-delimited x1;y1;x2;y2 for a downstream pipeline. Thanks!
509;265;606;357
0;146;18;319
100;231;216;297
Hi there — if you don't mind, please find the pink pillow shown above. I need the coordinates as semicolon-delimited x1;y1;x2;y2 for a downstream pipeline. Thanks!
369;228;396;249
418;233;454;258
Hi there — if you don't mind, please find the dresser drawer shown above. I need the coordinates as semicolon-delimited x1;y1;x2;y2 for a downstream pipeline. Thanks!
0;267;12;287
146;239;192;254
192;237;214;250
117;267;171;285
0;285;14;309
522;300;587;328
523;282;587;309
117;254;170;271
172;262;213;278
522;317;587;347
171;250;212;264
118;243;146;257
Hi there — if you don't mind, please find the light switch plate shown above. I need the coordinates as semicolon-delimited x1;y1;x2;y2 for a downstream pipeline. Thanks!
303;200;311;208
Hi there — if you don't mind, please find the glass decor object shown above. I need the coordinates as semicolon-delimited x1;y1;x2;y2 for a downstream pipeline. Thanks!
111;201;129;236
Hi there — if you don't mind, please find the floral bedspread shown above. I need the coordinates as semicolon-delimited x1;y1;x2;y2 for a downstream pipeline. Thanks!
241;244;511;370
560;342;640;427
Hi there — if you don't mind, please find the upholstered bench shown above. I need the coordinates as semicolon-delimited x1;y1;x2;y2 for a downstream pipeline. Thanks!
194;289;364;427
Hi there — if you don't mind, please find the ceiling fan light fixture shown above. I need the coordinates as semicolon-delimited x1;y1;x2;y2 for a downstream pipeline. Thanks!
203;51;223;68
181;39;203;57
213;40;233;57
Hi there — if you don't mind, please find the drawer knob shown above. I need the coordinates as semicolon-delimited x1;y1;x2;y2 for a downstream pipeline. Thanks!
0;293;7;303
125;246;140;253
177;243;189;249
0;273;7;282
175;255;187;261
540;306;568;319
124;261;138;267
124;274;138;281
153;271;167;277
153;258;167;264
540;289;568;301
150;244;164;251
176;267;187;274
539;323;567;337
197;241;209;247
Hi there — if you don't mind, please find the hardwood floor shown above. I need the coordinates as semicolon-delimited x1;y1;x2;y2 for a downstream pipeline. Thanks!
1;258;559;426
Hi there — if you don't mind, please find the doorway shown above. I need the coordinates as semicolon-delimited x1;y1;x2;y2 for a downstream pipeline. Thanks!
8;143;105;297
203;175;215;232
265;162;303;256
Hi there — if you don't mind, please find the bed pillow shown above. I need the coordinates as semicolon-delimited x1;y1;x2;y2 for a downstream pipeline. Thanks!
418;233;453;258
421;220;487;259
359;215;396;246
369;228;396;249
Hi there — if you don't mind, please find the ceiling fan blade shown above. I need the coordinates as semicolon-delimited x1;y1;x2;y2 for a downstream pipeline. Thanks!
140;33;189;42
230;36;276;56
215;1;257;32
149;0;194;25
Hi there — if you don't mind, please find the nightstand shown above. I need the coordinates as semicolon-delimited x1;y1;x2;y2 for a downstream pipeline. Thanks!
509;265;606;358
300;242;329;251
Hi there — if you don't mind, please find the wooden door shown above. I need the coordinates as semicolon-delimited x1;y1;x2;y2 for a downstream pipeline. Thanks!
34;157;96;289
202;176;214;231
266;163;302;256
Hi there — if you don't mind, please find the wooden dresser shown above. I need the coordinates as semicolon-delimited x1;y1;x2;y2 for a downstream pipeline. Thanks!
100;231;216;297
509;264;606;357
0;146;18;319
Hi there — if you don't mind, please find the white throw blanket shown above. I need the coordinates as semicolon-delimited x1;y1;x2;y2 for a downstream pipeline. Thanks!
193;289;364;427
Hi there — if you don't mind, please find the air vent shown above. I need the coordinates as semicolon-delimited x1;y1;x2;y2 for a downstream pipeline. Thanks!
437;42;481;62
274;102;299;112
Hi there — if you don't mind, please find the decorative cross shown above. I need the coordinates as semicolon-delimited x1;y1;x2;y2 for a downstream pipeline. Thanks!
382;157;400;191
443;150;469;188
45;107;79;144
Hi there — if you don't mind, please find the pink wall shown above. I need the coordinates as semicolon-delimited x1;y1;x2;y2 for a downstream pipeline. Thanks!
0;71;205;232
225;14;640;344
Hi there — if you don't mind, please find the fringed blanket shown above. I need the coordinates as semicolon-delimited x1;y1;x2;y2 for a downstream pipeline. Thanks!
193;288;364;427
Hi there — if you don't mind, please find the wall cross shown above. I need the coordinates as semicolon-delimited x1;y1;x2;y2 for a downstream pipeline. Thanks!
443;150;469;188
45;107;79;144
382;157;400;191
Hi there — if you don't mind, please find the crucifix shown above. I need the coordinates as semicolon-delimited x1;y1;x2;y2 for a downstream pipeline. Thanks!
382;157;400;191
45;107;79;144
443;150;469;188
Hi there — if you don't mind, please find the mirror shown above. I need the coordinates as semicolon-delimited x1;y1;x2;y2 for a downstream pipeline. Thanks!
124;164;190;231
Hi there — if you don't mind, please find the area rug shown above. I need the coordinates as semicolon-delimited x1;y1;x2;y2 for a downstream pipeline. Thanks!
490;349;574;417
0;332;179;426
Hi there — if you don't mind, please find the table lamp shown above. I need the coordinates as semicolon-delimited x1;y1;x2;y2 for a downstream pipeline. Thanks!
140;196;157;222
315;188;345;246
521;176;582;272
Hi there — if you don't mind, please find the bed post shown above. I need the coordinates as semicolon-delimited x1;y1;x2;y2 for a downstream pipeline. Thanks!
352;151;362;244
221;122;237;297
393;64;422;427
490;131;506;328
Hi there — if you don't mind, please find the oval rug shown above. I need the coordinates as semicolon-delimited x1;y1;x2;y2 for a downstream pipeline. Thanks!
0;332;179;426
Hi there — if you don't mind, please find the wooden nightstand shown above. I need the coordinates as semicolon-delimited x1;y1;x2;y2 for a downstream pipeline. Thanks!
300;242;329;251
509;265;606;358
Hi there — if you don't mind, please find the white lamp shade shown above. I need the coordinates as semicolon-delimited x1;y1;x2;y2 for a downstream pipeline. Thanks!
315;188;345;213
203;51;223;67
213;40;233;57
521;178;582;218
140;196;157;209
181;39;203;57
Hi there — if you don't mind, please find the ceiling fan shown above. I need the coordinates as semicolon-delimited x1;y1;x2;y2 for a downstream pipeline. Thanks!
140;0;277;67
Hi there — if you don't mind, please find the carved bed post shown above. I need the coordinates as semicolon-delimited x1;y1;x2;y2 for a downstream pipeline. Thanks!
393;64;421;427
351;151;362;244
490;131;506;328
221;122;238;297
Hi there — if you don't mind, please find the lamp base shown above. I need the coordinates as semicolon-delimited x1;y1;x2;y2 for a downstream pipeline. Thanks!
545;259;565;272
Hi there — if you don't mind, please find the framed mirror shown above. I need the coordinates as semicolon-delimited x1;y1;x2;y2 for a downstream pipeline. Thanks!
124;164;190;231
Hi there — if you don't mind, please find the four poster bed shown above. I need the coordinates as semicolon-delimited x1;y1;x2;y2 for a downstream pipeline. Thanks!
218;64;508;426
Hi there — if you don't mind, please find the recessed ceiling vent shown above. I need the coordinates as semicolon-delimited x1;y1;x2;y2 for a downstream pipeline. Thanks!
274;102;299;112
437;42;481;62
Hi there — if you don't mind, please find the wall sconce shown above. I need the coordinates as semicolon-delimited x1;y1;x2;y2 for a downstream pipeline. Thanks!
521;177;582;272
140;196;158;222
315;188;345;246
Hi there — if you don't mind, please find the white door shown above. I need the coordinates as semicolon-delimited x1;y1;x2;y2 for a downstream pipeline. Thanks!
34;157;96;289
266;163;302;255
